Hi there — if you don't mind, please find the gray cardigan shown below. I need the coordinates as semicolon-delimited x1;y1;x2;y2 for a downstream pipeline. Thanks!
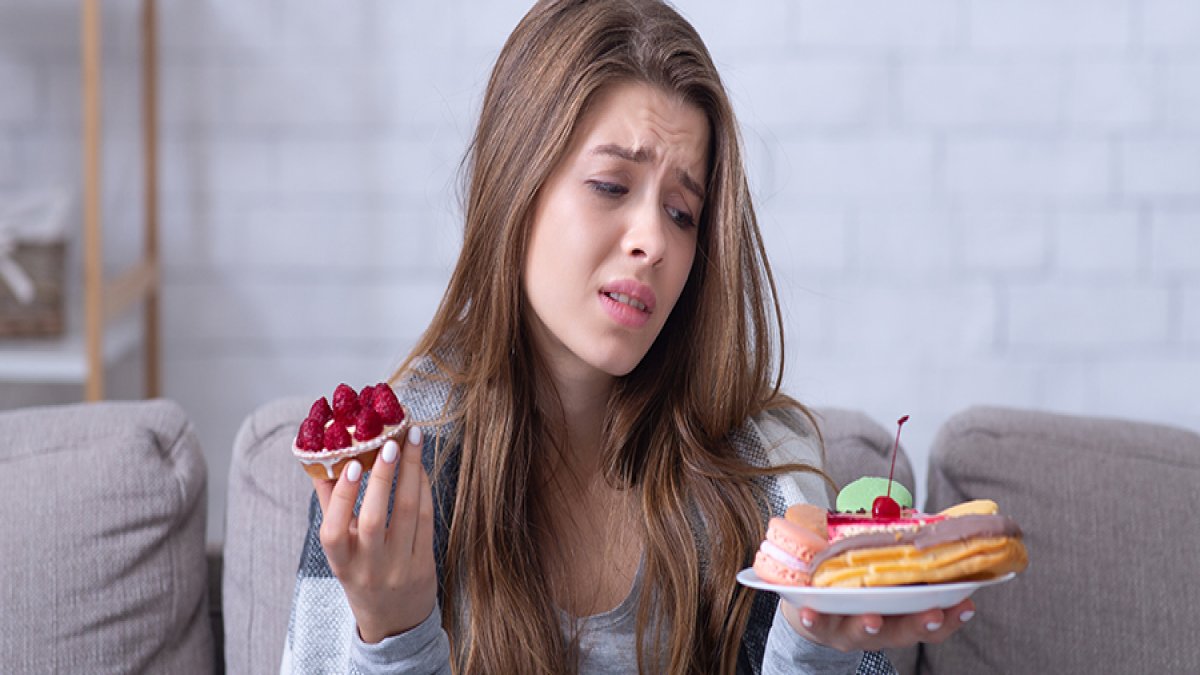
281;366;876;674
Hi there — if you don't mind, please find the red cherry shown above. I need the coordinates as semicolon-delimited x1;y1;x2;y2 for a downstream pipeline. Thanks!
872;495;901;519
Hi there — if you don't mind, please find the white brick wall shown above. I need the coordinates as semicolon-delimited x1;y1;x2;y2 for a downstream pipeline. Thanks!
1122;139;1200;197
791;0;963;50
899;60;1065;129
1007;283;1172;347
778;137;938;200
1183;288;1200;343
968;0;1133;51
1053;209;1143;275
2;0;1199;542
946;139;1113;199
1142;0;1200;50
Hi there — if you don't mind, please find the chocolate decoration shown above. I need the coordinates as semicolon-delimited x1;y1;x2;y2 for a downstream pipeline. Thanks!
811;514;1023;570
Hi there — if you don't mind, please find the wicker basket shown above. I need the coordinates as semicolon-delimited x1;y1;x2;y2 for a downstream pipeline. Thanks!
0;241;65;338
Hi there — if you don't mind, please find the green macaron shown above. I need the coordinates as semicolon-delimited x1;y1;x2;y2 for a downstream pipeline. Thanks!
836;476;913;513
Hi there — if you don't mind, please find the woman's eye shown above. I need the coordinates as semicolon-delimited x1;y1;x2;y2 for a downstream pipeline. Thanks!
666;206;695;228
587;181;628;197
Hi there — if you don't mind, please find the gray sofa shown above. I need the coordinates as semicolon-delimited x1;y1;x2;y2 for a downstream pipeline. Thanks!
3;399;1198;674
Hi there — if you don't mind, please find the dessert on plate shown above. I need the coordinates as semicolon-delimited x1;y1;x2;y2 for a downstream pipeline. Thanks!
292;382;410;480
753;415;1028;588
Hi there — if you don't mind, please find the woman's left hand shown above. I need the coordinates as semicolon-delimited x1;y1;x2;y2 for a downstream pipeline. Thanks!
779;598;976;652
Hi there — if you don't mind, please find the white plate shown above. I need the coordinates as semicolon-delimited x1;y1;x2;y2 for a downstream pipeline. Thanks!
736;569;1017;615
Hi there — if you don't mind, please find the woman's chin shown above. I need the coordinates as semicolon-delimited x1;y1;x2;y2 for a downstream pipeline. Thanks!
595;351;653;378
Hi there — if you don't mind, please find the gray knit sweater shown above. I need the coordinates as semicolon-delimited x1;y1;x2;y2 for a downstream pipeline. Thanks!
281;362;883;674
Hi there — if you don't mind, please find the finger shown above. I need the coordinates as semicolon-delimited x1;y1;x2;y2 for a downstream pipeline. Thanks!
357;440;402;550
858;612;884;637
798;607;821;632
951;598;976;625
312;477;335;514
319;460;364;563
919;607;947;635
796;608;855;651
925;599;975;644
389;426;426;554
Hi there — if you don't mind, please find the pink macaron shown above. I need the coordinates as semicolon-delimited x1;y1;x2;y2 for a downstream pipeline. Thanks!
753;512;829;586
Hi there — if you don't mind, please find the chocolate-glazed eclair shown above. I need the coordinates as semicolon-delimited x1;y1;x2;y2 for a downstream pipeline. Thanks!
810;509;1029;588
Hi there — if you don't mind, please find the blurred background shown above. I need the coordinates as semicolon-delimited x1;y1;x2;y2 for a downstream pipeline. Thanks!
1;0;1197;544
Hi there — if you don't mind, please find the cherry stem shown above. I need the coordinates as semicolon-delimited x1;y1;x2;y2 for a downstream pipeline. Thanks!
887;415;909;499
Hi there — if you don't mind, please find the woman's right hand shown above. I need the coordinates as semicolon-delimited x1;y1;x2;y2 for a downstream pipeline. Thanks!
312;425;437;644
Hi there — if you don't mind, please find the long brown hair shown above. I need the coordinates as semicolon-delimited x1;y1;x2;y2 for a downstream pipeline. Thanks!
396;1;821;672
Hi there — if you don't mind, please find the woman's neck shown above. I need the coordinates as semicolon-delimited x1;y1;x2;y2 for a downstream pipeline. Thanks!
544;362;613;481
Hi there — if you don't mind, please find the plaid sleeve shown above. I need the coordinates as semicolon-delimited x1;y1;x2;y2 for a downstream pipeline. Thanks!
282;493;357;673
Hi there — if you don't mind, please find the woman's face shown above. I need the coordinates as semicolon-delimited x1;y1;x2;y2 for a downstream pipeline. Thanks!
524;81;709;383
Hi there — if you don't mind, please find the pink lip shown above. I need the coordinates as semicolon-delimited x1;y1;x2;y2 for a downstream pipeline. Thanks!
598;279;657;329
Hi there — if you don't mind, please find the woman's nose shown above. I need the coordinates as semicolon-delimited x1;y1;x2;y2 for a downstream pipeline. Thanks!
622;198;666;266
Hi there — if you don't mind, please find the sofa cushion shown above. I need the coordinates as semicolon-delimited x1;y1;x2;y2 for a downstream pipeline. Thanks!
0;399;211;674
922;406;1200;675
222;397;313;675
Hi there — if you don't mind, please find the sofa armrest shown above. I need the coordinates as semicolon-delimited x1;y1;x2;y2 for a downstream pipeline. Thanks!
0;399;213;674
921;406;1200;674
222;397;314;675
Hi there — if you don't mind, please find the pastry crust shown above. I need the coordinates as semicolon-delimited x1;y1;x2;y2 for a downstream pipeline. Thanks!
812;536;1028;588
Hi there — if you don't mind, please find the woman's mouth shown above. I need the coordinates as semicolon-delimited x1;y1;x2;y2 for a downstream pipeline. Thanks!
603;291;647;312
598;290;652;328
598;279;656;329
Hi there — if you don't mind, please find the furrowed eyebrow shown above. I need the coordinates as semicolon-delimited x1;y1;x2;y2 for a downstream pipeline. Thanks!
591;143;651;163
676;169;705;202
590;143;706;202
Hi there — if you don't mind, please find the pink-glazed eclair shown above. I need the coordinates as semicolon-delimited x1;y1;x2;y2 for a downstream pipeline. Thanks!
753;504;829;585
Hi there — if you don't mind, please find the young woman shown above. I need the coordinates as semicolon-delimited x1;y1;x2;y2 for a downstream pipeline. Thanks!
283;1;973;673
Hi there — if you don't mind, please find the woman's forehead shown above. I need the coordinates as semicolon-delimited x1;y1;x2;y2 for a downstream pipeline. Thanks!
572;81;710;178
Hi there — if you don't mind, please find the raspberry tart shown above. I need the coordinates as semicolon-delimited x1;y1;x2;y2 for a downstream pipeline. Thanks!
292;382;411;480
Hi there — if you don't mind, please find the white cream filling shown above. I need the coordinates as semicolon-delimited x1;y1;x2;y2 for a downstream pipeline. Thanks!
830;520;926;542
760;539;811;573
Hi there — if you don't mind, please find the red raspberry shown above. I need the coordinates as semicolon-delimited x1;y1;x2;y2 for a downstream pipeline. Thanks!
353;407;383;441
358;384;377;411
308;397;333;426
324;423;352;450
372;382;405;425
332;383;360;421
297;418;325;452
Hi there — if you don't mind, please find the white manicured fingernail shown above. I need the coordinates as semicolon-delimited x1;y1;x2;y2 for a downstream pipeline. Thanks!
381;440;399;464
959;610;975;623
346;460;363;482
800;616;813;629
408;425;422;446
926;621;942;632
864;624;880;635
